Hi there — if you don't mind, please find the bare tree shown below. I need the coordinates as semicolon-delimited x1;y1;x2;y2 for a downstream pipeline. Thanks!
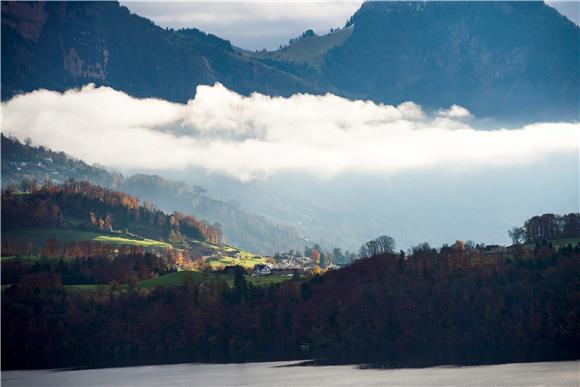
359;235;396;258
508;226;525;245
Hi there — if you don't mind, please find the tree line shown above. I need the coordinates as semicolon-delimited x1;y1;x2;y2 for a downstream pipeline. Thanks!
3;238;579;369
509;213;579;245
2;253;168;287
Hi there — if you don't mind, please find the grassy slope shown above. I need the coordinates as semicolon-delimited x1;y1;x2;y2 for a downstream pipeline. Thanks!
3;226;267;268
201;243;268;269
2;227;171;249
250;28;352;68
207;254;266;270
92;235;171;249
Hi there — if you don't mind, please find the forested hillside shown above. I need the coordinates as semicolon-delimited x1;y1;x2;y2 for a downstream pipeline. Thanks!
1;135;306;254
2;179;221;250
3;235;579;369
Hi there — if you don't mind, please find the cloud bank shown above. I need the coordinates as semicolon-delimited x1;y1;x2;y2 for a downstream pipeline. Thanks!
2;84;578;181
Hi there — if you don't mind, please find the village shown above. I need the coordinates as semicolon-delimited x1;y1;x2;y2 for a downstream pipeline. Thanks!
199;248;350;278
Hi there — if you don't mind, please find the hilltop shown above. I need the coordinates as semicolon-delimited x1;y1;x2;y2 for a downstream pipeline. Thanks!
248;27;353;70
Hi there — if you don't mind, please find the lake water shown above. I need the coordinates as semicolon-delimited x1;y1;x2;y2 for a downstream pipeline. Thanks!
3;360;578;386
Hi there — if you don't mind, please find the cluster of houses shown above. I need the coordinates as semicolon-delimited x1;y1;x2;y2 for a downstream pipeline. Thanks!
7;158;62;183
5;155;108;188
251;254;347;276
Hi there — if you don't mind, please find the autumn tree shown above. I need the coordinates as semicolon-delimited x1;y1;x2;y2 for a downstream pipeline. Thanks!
310;249;321;264
41;238;61;258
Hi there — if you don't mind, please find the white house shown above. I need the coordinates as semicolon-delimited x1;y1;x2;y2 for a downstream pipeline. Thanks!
253;264;272;276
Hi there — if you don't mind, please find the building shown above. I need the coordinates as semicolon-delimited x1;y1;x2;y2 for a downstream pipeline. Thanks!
253;264;272;276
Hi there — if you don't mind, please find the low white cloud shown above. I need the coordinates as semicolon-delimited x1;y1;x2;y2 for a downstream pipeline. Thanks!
2;84;578;181
438;104;471;119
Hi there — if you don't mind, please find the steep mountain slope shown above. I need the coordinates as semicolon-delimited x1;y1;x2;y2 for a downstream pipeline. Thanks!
3;1;577;120
1;135;306;254
1;1;317;102
321;1;579;120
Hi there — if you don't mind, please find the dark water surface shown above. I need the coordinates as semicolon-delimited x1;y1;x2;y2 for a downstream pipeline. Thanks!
5;344;579;371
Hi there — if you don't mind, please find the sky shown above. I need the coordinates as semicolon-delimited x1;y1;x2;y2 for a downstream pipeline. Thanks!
121;1;579;50
122;1;363;50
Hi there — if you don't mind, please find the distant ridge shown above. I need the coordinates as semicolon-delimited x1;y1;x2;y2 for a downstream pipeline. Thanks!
1;135;307;254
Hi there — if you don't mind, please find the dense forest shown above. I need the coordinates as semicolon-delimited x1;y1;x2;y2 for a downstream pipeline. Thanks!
3;236;579;369
2;179;222;249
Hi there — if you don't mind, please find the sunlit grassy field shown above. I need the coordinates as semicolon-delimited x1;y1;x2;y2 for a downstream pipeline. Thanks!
206;246;267;269
92;235;171;248
2;227;171;249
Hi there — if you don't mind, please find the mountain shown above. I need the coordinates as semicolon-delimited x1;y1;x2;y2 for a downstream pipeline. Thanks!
3;1;578;121
254;1;579;121
1;135;307;254
319;1;579;120
1;1;317;102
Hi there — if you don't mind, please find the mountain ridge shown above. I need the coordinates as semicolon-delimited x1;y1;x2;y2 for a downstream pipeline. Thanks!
3;1;578;120
321;1;579;120
1;1;319;102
